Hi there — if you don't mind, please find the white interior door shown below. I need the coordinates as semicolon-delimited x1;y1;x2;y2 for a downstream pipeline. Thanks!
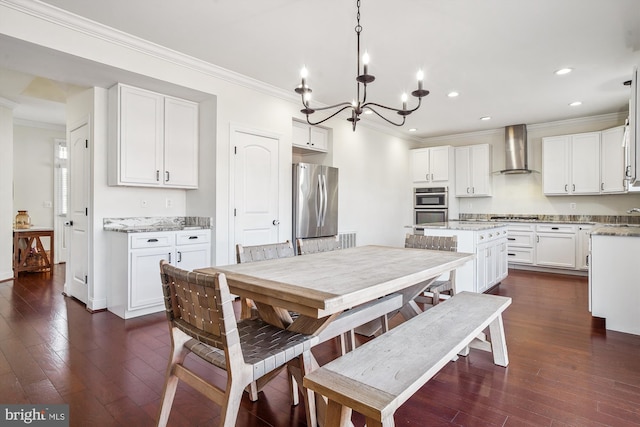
66;123;89;305
233;128;280;252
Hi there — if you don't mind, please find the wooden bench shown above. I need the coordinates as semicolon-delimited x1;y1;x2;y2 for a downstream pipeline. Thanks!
303;292;512;427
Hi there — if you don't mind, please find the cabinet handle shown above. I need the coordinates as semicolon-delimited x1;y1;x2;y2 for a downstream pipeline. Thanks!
572;184;575;191
508;253;516;256
472;187;475;194
168;252;172;263
467;187;470;194
147;238;159;242
601;182;604;191
188;236;198;240
537;236;540;243
507;237;516;241
551;227;559;230
564;184;568;192
156;170;160;182
431;173;434;181
586;254;589;266
165;171;170;182
177;251;182;263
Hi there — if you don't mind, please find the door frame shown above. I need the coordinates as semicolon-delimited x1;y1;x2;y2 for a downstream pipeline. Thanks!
229;123;286;263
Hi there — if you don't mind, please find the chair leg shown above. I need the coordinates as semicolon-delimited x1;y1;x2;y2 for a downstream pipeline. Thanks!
220;379;246;427
157;331;191;427
287;366;300;406
240;298;255;320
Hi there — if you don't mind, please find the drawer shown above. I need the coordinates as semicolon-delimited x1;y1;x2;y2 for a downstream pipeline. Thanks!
536;224;576;233
506;247;534;264
507;223;536;233
130;233;174;249
176;229;211;246
507;232;534;247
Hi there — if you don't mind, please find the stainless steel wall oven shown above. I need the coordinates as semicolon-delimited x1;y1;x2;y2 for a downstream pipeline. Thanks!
414;187;448;225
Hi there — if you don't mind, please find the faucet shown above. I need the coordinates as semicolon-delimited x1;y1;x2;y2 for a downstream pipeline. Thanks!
627;208;640;214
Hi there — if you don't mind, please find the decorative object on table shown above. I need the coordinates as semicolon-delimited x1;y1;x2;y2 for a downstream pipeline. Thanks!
15;210;31;229
294;0;429;131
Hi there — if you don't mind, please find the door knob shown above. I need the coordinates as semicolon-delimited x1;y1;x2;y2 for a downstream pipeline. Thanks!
272;220;280;226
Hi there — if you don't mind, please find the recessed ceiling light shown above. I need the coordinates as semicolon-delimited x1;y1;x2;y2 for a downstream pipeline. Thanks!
363;110;373;115
447;91;459;98
555;68;573;75
480;116;491;121
569;101;582;107
408;128;417;132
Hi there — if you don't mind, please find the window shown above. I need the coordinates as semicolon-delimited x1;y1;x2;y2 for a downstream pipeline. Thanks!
54;139;68;216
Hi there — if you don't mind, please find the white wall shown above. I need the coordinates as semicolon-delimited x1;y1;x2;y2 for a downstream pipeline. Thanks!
419;113;640;216
0;104;14;280
13;124;64;231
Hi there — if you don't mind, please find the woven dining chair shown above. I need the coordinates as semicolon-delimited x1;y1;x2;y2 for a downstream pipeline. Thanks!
296;235;341;255
404;234;458;306
157;260;318;427
235;241;300;403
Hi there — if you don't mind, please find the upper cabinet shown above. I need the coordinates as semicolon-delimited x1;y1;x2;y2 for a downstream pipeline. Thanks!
542;127;626;195
292;120;329;153
410;146;452;183
108;84;199;188
600;126;626;193
454;144;492;197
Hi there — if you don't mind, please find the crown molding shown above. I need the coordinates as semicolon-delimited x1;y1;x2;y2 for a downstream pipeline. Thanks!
0;97;19;110
14;118;66;131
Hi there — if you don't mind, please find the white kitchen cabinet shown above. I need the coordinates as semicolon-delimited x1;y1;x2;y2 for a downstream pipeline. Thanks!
534;224;577;269
600;126;626;193
108;229;211;319
576;224;593;271
108;84;199;188
175;229;211;271
542;132;601;195
415;225;507;293
410;146;452;183
505;223;535;265
292;120;329;152
591;233;640;335
454;144;491;197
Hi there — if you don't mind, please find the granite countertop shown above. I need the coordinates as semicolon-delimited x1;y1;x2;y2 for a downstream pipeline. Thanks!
590;225;640;237
409;221;508;231
103;216;212;233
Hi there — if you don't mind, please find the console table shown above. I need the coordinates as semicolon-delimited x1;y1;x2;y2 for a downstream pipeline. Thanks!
13;228;54;278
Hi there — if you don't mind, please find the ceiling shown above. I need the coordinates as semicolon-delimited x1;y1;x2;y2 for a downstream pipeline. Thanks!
2;0;640;137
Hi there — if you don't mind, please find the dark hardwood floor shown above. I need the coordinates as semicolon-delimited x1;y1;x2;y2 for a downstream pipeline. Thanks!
1;266;640;426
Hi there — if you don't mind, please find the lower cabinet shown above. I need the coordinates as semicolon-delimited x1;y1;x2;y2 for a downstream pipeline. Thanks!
108;229;211;319
415;225;508;293
506;222;588;272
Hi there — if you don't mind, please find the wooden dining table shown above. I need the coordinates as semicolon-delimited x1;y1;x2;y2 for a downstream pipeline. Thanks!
196;245;474;427
197;245;474;335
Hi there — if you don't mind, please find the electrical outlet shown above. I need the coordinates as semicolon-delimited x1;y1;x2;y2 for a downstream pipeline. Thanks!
43;201;53;208
141;199;148;208
570;203;577;210
166;198;173;208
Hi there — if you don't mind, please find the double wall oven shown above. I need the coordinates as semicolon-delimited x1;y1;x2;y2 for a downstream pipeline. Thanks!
414;187;448;225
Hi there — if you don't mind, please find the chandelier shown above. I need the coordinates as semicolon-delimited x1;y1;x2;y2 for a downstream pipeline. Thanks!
295;0;429;131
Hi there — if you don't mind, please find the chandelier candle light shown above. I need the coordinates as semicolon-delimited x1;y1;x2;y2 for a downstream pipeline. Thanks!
295;0;429;131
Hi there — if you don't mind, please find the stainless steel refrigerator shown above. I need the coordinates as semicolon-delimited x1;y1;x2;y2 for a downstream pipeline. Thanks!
293;163;339;242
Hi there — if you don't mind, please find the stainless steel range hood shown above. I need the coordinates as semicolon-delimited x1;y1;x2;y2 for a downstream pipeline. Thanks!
500;124;534;174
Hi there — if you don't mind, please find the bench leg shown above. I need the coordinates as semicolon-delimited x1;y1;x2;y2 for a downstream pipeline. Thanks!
488;315;509;367
365;415;392;427
326;400;352;427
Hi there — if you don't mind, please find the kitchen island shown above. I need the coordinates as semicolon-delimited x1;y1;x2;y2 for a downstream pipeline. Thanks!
410;221;508;293
590;225;640;336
